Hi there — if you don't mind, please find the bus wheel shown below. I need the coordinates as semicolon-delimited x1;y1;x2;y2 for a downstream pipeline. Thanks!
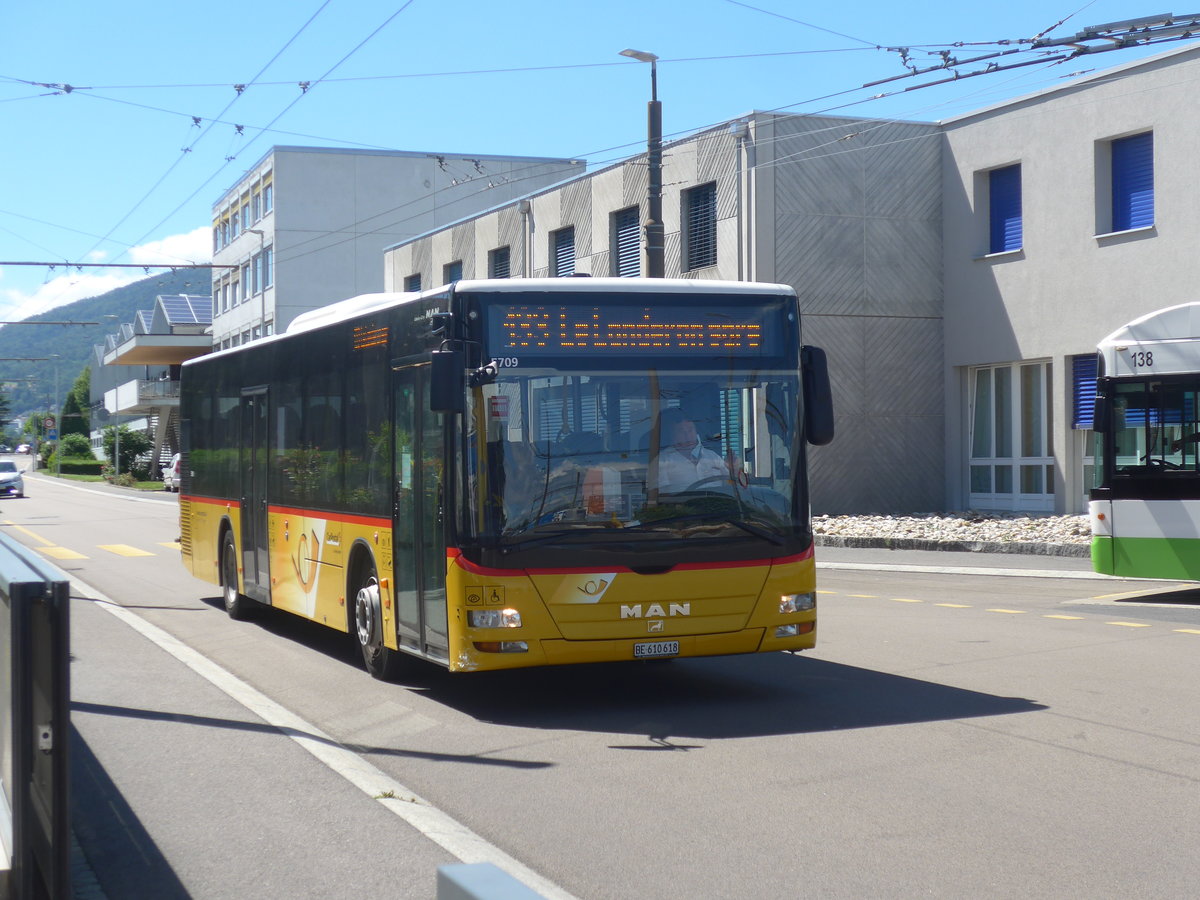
353;565;399;680
221;531;254;620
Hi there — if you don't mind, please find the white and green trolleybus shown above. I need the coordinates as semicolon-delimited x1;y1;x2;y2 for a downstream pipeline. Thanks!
1091;302;1200;579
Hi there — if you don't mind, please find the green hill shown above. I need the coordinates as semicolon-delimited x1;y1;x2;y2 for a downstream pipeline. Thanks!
0;267;211;422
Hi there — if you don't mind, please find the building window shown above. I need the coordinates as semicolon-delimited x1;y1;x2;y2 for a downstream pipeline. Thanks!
262;178;273;214
552;226;575;277
489;246;511;279
252;189;261;222
261;245;273;289
212;226;220;254
1111;131;1153;231
683;182;717;270
240;263;250;300
988;164;1022;253
968;361;1054;511
404;274;422;292
443;260;463;284
612;206;640;277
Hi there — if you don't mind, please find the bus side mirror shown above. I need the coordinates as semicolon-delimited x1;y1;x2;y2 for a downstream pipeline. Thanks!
1092;396;1109;433
801;345;835;446
430;349;465;415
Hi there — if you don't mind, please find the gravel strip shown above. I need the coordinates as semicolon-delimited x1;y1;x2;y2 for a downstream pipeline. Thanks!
813;512;1092;557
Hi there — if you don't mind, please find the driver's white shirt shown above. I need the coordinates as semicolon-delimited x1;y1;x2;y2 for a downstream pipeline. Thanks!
656;444;726;491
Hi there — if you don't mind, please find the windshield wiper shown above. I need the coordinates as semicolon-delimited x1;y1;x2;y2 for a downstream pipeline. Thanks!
626;512;785;545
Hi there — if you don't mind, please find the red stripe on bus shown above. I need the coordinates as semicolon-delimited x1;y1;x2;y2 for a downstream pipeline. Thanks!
447;543;813;577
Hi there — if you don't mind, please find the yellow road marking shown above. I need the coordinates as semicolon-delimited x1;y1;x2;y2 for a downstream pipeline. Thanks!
891;598;922;603
1106;621;1152;628
1174;629;1200;635
936;603;971;608
816;590;837;595
98;544;155;558
37;546;88;560
848;594;878;598
158;542;181;550
4;521;55;547
1044;614;1084;620
987;608;1026;614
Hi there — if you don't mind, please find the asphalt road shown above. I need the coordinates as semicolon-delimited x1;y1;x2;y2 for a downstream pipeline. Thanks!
4;460;1200;899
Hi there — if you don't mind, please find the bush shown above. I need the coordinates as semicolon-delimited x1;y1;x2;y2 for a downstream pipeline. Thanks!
57;459;104;476
58;433;93;458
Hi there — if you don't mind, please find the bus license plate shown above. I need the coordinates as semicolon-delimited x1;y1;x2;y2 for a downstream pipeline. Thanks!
633;640;679;659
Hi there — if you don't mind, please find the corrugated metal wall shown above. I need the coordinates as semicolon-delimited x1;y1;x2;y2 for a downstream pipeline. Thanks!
761;114;945;513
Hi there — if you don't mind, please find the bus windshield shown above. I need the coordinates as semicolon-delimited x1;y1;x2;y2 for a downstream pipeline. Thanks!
1100;377;1200;487
462;366;805;566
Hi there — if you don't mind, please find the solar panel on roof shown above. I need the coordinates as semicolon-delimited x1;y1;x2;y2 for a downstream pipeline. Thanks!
157;294;213;326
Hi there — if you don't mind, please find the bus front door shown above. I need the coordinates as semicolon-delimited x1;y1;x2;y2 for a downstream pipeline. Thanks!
239;388;270;603
393;365;449;661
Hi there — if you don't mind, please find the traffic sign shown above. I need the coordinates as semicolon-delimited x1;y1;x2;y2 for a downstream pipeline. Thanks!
43;415;56;431
46;429;58;441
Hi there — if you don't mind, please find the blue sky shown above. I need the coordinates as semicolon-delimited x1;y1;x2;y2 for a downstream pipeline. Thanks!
0;1;1186;321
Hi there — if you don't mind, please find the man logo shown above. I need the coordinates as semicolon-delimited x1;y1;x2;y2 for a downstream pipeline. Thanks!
620;603;690;619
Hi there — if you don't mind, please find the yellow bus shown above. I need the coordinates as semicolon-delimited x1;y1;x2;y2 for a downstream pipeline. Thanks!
179;278;833;676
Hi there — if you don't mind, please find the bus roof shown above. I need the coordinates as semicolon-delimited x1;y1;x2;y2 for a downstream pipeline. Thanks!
1098;301;1200;377
283;277;795;338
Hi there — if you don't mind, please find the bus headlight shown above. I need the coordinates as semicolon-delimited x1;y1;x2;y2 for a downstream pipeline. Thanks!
779;592;816;614
468;608;523;629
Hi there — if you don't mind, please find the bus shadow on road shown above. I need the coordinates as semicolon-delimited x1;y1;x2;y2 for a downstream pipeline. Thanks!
407;653;1046;740
200;598;1045;740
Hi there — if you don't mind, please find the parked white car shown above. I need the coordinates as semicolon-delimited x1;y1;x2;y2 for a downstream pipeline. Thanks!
0;460;25;498
163;453;181;492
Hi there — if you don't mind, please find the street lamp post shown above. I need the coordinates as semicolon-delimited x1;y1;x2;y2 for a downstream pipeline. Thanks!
620;49;664;278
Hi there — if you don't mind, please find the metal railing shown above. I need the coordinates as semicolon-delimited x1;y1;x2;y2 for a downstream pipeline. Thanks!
0;532;70;899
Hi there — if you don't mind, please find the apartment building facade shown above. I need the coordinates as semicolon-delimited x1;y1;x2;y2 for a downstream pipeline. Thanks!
210;146;584;347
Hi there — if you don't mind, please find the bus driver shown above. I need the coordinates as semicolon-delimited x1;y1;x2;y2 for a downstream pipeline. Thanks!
656;411;727;492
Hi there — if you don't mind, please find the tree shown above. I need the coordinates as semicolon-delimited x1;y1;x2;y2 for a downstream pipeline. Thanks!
60;391;89;438
64;368;90;435
102;424;152;475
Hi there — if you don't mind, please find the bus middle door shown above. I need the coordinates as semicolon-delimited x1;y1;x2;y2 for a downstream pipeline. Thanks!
239;387;270;603
393;362;449;662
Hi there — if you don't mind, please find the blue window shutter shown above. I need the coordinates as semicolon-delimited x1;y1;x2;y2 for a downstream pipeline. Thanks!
989;165;1022;253
1112;132;1154;231
1072;353;1098;429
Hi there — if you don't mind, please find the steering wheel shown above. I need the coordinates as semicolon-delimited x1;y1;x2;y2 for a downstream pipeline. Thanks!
684;475;729;491
1144;458;1182;470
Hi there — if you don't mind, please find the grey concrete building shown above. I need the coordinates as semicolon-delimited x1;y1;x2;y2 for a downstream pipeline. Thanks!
383;112;944;515
382;44;1200;516
210;146;584;347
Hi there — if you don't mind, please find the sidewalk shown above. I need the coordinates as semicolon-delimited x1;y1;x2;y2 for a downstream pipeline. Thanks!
68;585;454;899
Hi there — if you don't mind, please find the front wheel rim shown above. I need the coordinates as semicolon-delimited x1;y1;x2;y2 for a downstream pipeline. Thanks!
355;576;381;650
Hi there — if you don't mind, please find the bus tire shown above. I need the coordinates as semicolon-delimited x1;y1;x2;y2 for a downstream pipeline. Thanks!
352;559;400;680
221;530;254;620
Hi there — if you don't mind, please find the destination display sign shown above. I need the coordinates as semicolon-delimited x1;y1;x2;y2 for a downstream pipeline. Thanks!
485;302;787;358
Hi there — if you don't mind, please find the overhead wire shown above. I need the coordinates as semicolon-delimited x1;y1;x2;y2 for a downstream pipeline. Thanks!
5;7;1196;292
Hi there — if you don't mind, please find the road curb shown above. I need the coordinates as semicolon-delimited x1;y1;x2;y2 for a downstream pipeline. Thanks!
814;534;1091;558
